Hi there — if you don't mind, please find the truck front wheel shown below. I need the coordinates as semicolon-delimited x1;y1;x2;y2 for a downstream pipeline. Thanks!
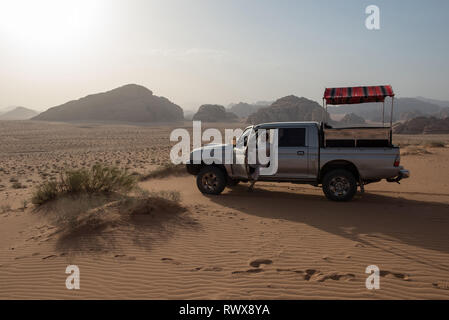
322;169;357;202
196;166;227;195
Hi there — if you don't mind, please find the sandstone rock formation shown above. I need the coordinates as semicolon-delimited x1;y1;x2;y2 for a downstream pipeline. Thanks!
33;84;183;123
0;107;39;120
339;113;366;126
193;104;238;122
394;116;449;134
247;95;329;124
228;102;268;118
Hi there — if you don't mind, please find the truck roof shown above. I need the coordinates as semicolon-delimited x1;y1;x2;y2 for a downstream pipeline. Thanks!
254;121;320;129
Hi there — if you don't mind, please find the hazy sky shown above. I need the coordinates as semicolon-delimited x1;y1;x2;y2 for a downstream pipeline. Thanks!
1;0;448;111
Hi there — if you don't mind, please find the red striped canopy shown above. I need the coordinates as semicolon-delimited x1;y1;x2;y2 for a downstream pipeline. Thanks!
323;85;394;105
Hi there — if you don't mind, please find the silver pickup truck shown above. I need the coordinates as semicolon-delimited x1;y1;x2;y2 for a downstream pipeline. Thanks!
186;121;410;201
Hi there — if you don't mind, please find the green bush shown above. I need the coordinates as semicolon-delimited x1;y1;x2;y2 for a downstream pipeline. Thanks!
32;164;137;205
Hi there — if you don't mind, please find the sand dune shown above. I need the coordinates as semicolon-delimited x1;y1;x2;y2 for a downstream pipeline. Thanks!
0;121;448;299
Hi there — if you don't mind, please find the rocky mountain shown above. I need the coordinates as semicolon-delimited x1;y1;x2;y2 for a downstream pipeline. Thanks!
0;106;17;114
394;116;449;134
0;107;39;120
415;96;449;108
228;102;268;118
33;84;183;123
399;110;424;121
193;104;238;122
247;95;329;124
254;100;274;106
338;113;366;126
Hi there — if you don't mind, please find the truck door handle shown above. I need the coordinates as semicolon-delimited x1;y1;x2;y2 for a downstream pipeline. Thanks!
297;151;304;156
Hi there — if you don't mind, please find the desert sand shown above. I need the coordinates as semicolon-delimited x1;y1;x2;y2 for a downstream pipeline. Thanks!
0;120;449;299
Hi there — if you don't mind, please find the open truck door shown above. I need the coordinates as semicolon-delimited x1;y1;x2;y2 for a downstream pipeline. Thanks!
231;127;253;179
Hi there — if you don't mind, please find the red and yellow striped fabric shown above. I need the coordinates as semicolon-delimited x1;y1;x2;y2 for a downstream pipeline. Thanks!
323;85;394;105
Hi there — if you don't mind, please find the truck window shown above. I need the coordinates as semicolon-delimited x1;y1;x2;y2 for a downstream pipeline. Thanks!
279;128;306;147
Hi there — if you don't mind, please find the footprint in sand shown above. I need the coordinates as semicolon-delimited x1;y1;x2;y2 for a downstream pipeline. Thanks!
276;268;356;282
191;266;223;272
232;268;264;275
303;269;319;281
316;272;355;282
249;258;273;268
190;267;203;272
161;257;181;265
203;266;223;272
232;259;273;274
114;254;136;261
42;254;57;260
432;281;449;290
380;270;411;281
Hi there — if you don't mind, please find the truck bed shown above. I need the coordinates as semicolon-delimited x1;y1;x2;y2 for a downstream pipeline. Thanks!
323;126;392;148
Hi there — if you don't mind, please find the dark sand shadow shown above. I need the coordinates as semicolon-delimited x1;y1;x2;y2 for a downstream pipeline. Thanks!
35;195;200;254
208;185;449;271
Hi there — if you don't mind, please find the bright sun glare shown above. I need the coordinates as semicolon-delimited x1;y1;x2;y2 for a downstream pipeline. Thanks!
0;0;101;51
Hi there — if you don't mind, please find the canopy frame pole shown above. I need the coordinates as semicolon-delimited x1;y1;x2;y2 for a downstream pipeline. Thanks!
390;97;395;128
323;98;327;124
382;101;385;127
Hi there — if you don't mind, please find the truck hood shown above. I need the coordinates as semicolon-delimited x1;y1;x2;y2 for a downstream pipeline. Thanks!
189;143;234;164
195;143;233;151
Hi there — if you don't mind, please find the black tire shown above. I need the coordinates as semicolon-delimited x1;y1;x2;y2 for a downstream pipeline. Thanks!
227;178;240;187
196;166;227;195
322;169;357;202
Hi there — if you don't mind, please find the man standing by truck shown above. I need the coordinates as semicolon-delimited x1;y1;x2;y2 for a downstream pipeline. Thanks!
248;130;271;192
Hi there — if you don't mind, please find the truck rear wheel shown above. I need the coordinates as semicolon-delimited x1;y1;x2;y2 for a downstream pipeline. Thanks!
322;169;357;202
196;166;227;195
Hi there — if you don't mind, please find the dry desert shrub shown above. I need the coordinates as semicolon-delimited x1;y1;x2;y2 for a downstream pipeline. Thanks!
32;164;137;205
49;192;190;252
34;187;188;245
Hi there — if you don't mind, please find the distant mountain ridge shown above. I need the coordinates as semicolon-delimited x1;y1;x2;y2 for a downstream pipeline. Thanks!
247;95;329;124
394;116;449;134
0;107;39;120
0;106;17;114
415;96;449;108
33;84;183;123
228;102;269;118
193;104;238;122
338;113;366;126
